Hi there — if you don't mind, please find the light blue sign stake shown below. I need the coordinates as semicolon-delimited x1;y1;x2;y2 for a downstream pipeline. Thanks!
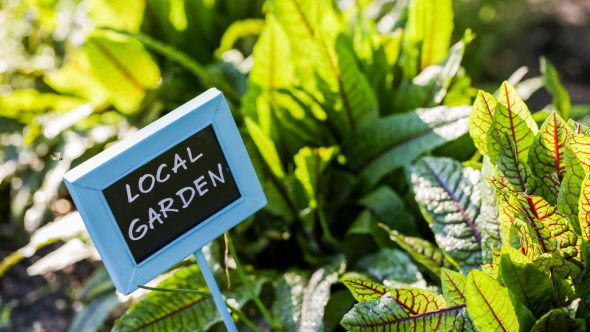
64;89;265;331
194;249;237;331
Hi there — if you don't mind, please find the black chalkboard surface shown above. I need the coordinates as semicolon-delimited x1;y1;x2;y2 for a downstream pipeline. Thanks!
103;126;241;263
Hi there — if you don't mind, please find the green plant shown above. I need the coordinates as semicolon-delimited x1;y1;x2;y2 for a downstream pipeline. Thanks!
340;77;590;330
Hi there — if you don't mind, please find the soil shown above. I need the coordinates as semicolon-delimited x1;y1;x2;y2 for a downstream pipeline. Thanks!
0;242;99;332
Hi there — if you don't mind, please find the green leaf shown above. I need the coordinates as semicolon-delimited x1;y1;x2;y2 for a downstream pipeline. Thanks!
341;275;391;302
492;180;580;259
84;31;161;114
332;35;379;132
69;293;120;332
496;81;539;135
216;19;265;57
469;90;497;156
578;173;590;241
249;16;294;91
531;309;585;332
358;186;416;235
487;100;536;165
112;265;263;331
465;269;533;332
168;0;187;31
351;106;470;189
528;111;569;202
540;57;571;120
44;50;109;106
341;292;463;331
294;146;338;209
477;157;502;264
489;127;532;192
89;0;145;32
245;117;285;179
357;249;424;286
405;0;453;69
440;268;466;306
273;261;345;332
532;253;580;305
557;136;589;228
380;224;450;278
499;245;553;317
410;157;482;271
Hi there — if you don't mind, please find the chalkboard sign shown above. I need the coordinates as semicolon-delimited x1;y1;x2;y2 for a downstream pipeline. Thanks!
63;89;266;294
103;125;241;263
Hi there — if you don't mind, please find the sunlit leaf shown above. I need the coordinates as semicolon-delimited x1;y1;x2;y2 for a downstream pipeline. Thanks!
465;269;534;332
405;0;453;69
530;309;585;332
352;106;470;189
440;268;466;306
380;224;450;277
468;90;496;156
244;117;285;179
410;157;482;271
89;0;145;32
84;31;161;113
341;292;462;331
528;111;569;202
540;57;571;120
113;265;263;331
499;246;553;317
341;275;391;302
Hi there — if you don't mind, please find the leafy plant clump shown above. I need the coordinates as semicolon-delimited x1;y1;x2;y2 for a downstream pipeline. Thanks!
341;80;590;331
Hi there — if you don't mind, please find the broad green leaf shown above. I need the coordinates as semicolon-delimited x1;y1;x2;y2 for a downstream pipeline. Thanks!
469;90;497;156
477;157;501;264
528;111;569;202
294;146;338;209
341;292;463;331
0;90;84;123
557;137;588;228
113;265;263;331
216;19;265;56
84;31;161;113
273;261;345;332
410;157;482;271
492;180;580;259
496;81;539;135
351;106;470;189
533;253;580;305
244;117;285;179
273;272;307;332
465;269;533;332
380;224;450;277
341;275;391;302
540;57;571;120
487;101;536;166
531;309;585;332
358;186;416;235
249;16;294;91
332;35;379;132
405;0;453;69
356;249;424;287
69;293;120;332
168;0;187;31
89;0;145;32
44;50;109;106
578;174;590;241
499;246;553;317
489;127;532;192
440;268;466;306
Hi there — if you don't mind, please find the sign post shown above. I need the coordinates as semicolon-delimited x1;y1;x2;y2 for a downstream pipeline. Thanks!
194;249;237;331
63;89;265;330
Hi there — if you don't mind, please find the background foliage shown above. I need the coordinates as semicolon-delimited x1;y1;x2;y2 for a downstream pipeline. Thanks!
0;0;589;331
